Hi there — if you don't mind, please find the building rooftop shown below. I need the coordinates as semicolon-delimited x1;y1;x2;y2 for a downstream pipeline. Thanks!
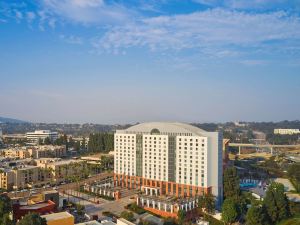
17;165;38;170
48;159;82;166
118;122;208;136
42;190;58;194
76;221;103;225
19;200;55;210
117;218;135;225
41;211;74;221
27;130;57;134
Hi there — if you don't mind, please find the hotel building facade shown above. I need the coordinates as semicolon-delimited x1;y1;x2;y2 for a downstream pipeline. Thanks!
114;122;223;208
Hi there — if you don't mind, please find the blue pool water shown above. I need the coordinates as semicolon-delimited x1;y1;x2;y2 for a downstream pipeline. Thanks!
240;183;257;188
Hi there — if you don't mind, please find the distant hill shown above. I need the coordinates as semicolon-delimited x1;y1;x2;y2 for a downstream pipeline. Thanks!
0;116;29;124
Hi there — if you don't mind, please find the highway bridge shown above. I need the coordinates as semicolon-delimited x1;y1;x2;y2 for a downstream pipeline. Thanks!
228;143;300;155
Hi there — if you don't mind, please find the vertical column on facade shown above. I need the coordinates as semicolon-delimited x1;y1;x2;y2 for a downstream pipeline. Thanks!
166;182;169;195
181;184;185;197
198;187;202;196
171;183;174;195
160;181;163;196
176;184;179;197
187;185;190;197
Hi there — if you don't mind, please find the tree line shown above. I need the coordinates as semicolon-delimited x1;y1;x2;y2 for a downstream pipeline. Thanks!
222;166;291;225
88;133;114;153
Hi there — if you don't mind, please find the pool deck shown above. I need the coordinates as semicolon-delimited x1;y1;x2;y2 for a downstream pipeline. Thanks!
274;178;295;192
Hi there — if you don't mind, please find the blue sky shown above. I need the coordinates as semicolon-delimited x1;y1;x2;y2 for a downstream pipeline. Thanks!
0;0;300;124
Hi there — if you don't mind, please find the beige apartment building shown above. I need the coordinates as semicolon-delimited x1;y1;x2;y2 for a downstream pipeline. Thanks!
28;145;67;158
0;159;85;190
3;145;66;159
0;169;15;190
3;148;30;159
0;166;43;190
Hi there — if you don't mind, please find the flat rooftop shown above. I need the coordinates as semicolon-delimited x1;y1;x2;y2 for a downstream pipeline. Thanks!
48;159;82;166
76;221;103;225
20;201;54;210
41;211;74;221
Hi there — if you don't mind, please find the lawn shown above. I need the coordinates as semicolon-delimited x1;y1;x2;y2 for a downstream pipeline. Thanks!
278;215;300;225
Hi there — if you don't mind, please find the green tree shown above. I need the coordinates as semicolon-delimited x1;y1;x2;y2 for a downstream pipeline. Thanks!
18;213;47;225
75;203;85;216
38;138;43;145
88;133;114;153
263;182;290;224
120;211;135;222
223;167;240;200
43;137;52;145
177;209;186;225
246;205;267;225
100;155;114;170
288;163;300;192
198;193;215;214
0;195;12;217
0;213;13;225
222;198;239;225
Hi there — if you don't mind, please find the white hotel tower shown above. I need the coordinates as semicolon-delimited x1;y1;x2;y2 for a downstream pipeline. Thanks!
114;122;223;207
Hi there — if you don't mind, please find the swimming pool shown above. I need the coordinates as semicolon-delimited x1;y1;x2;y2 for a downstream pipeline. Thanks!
240;183;257;188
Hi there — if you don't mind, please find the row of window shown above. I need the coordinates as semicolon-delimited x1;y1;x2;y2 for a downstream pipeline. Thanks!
144;136;166;140
178;138;205;142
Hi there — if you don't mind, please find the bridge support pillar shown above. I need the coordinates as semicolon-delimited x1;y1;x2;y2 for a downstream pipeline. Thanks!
238;146;241;155
271;147;273;155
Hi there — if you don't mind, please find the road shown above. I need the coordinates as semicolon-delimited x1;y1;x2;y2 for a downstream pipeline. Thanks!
229;143;300;148
8;172;113;198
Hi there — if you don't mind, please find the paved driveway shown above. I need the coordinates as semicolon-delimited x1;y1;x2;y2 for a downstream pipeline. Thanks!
274;178;295;192
60;191;136;218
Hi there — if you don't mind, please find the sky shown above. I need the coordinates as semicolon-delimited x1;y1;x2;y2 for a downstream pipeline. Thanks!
0;0;300;124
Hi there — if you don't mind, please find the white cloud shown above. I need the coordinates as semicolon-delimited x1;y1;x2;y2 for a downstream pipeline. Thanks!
240;59;268;66
15;10;23;20
72;0;104;7
41;0;136;25
225;0;284;10
60;34;83;44
26;11;36;23
93;9;300;56
193;0;300;11
193;0;221;6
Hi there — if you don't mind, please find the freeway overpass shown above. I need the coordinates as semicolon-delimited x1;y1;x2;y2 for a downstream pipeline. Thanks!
228;143;300;155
